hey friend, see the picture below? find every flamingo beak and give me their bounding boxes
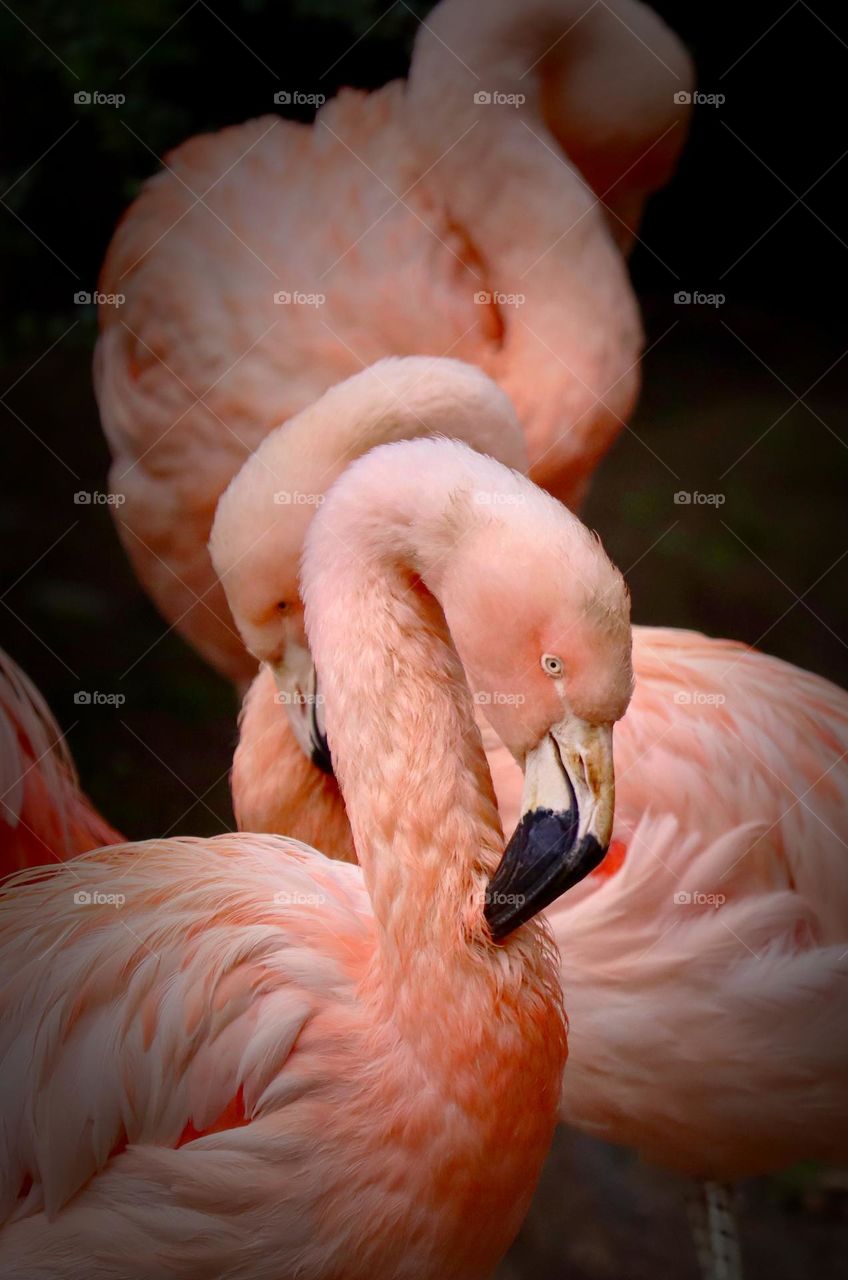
[272,649,333,776]
[484,719,614,940]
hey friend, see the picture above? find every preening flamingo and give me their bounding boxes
[95,0,692,683]
[0,438,633,1278]
[408,0,695,252]
[211,358,848,1278]
[0,649,120,874]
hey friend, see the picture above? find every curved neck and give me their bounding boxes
[410,0,594,103]
[303,445,507,975]
[405,10,642,501]
[279,358,528,493]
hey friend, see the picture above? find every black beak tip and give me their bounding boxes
[484,806,606,942]
[310,729,334,776]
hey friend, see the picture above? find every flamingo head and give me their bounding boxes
[209,448,329,768]
[424,461,633,937]
[212,547,331,772]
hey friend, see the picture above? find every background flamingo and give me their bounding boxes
[0,649,120,873]
[95,0,691,683]
[2,1,843,1274]
[0,437,637,1278]
[210,359,848,1279]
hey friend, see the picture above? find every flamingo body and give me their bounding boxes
[95,0,694,682]
[217,360,848,1185]
[236,628,848,1179]
[4,435,641,1276]
[96,90,636,680]
[0,836,560,1279]
[554,813,848,1179]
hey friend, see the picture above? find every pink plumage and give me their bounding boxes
[2,437,643,1277]
[94,0,692,683]
[215,358,848,1186]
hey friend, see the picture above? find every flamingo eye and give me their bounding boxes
[541,654,564,678]
[277,602,288,613]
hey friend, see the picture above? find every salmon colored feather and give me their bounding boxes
[214,359,848,1188]
[95,0,692,683]
[1,438,640,1278]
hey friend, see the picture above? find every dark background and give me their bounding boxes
[1,2,846,1276]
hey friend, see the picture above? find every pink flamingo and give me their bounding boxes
[211,359,848,1279]
[95,0,692,683]
[0,650,120,874]
[0,438,632,1278]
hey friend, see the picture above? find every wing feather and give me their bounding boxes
[0,835,369,1222]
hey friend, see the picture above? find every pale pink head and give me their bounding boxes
[297,433,633,935]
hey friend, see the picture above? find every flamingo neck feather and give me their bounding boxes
[301,441,548,1010]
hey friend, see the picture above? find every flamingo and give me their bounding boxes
[0,437,634,1279]
[210,358,848,1279]
[94,0,692,683]
[0,649,120,874]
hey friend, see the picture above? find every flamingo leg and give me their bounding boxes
[685,1179,743,1280]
